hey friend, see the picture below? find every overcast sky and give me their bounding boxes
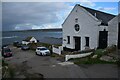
[2,2,118,31]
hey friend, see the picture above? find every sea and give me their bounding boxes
[2,30,62,46]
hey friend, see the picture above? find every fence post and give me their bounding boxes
[65,55,69,61]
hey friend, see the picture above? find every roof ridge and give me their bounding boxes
[76,4,116,25]
[77,4,116,16]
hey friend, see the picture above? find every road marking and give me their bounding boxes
[58,62,74,66]
[51,65,56,67]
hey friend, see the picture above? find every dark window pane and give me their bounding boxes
[74,24,80,31]
[85,37,89,47]
[75,18,78,23]
[67,36,70,44]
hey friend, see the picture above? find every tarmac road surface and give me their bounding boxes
[4,45,119,78]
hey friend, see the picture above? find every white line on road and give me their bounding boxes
[58,62,74,66]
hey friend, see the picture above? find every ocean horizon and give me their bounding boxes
[2,30,62,45]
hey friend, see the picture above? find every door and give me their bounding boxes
[98,31,108,49]
[74,37,81,51]
[118,22,120,49]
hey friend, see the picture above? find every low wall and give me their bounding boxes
[65,52,92,61]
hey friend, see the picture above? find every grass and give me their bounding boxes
[2,60,15,78]
[8,65,15,78]
[69,47,118,65]
[28,42,61,50]
[37,42,52,48]
[93,49,104,58]
[73,58,117,64]
[50,53,59,57]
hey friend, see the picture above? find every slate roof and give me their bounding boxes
[23,36,33,41]
[79,5,116,26]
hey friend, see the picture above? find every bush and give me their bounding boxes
[74,58,116,64]
[50,53,59,57]
[37,42,51,49]
[2,60,8,66]
[94,49,104,58]
[28,43,37,50]
[116,59,120,66]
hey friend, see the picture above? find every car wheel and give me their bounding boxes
[35,52,38,55]
[10,54,13,57]
[40,53,42,56]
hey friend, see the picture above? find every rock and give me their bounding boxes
[100,56,113,62]
[92,55,97,59]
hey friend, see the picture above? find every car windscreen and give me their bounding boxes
[4,49,11,53]
[39,48,47,50]
[23,45,28,47]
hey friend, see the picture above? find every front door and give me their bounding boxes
[98,31,108,49]
[74,37,81,51]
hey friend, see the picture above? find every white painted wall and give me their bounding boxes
[108,16,118,46]
[99,25,108,31]
[22,41,30,45]
[62,5,101,51]
[52,46,62,55]
[22,37,37,45]
[52,47,61,55]
[30,37,37,43]
[65,52,92,61]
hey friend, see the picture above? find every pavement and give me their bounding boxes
[3,45,119,78]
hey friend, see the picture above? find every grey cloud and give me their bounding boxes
[2,2,70,31]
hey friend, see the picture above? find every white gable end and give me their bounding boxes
[108,16,118,46]
[30,37,37,43]
[62,5,101,50]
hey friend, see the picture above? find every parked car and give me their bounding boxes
[13,41,22,48]
[21,45,30,50]
[35,47,50,56]
[2,47,13,58]
[13,41,19,46]
[2,45,9,49]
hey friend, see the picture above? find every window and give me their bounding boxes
[85,37,89,47]
[74,24,80,31]
[76,10,77,12]
[67,36,70,44]
[75,18,78,23]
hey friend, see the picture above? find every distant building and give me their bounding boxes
[22,36,37,45]
[62,4,118,51]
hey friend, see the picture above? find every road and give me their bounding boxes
[4,45,119,78]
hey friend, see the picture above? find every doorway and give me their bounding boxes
[74,37,81,51]
[98,31,108,49]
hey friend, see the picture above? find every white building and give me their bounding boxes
[22,36,37,45]
[108,15,119,47]
[62,4,118,51]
